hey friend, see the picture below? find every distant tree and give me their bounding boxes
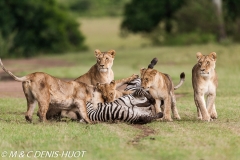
[223,0,240,41]
[0,0,86,58]
[224,0,240,20]
[121,0,185,34]
[212,0,226,42]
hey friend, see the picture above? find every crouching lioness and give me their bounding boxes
[0,59,97,123]
[192,52,218,121]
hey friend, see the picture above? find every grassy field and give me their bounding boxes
[1,18,240,160]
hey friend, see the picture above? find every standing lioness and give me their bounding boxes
[192,52,218,121]
[0,59,96,123]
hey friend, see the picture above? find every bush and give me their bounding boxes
[0,0,87,58]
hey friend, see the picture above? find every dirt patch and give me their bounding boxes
[0,58,72,80]
[0,58,73,98]
[0,81,24,98]
[129,124,156,145]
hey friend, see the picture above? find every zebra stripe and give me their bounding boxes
[125,78,141,91]
[85,89,160,124]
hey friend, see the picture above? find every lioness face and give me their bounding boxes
[96,80,116,102]
[95,49,115,72]
[140,68,157,90]
[196,52,217,77]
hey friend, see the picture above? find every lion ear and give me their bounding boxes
[95,49,101,58]
[150,70,157,76]
[108,50,116,58]
[96,82,102,90]
[209,52,217,61]
[196,52,203,60]
[110,80,116,87]
[140,68,146,75]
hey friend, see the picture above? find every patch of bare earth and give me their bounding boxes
[0,58,72,98]
[129,125,156,145]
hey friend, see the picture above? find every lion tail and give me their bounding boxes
[0,58,28,82]
[174,72,185,90]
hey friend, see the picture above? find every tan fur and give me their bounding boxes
[96,74,138,102]
[48,75,138,121]
[74,49,115,85]
[0,59,107,123]
[140,68,184,121]
[47,49,136,120]
[192,52,218,121]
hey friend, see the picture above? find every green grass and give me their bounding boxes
[1,18,240,160]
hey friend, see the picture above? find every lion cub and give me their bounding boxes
[140,68,185,121]
[192,52,218,121]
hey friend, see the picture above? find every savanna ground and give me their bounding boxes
[0,18,240,160]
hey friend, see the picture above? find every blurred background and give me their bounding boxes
[1,0,240,94]
[0,0,239,58]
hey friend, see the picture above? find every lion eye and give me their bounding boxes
[98,58,101,61]
[199,62,202,66]
[145,78,148,81]
[207,61,210,65]
[106,58,109,61]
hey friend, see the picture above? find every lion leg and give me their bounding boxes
[25,100,37,122]
[154,99,162,114]
[22,81,36,122]
[115,74,138,88]
[207,93,217,119]
[75,100,92,124]
[38,101,49,122]
[210,104,217,119]
[121,90,134,95]
[171,92,181,120]
[194,92,210,121]
[61,110,79,120]
[163,96,173,121]
[194,94,202,120]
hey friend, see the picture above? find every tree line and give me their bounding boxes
[1,0,240,58]
[121,0,240,45]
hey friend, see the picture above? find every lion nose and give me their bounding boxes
[200,68,205,71]
[100,65,104,67]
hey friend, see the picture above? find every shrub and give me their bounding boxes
[0,0,87,58]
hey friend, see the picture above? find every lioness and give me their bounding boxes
[74,49,136,91]
[0,59,105,123]
[140,68,185,121]
[192,52,218,121]
[75,49,115,86]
